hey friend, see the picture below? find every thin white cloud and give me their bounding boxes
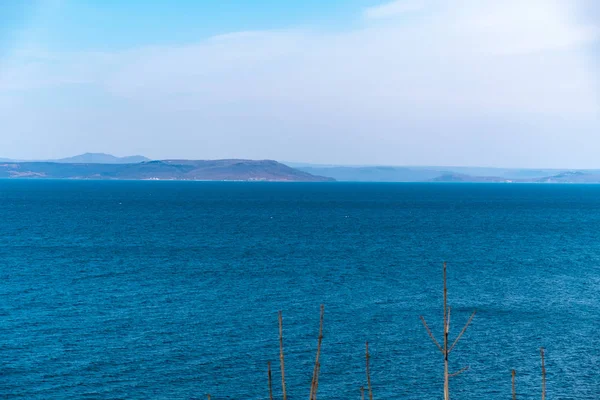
[0,0,599,165]
[453,0,599,54]
[364,0,425,19]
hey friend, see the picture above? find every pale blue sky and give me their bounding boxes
[1,1,374,52]
[1,0,599,167]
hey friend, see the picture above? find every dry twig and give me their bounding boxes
[512,369,516,400]
[309,305,325,400]
[366,342,374,400]
[268,361,274,400]
[541,348,546,400]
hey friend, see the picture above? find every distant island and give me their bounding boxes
[3,153,600,183]
[0,157,333,182]
[291,164,600,183]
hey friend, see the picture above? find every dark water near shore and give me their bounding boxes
[1,181,599,399]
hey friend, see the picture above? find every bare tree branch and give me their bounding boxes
[420,316,443,353]
[366,342,374,400]
[313,362,321,398]
[309,305,325,400]
[541,348,546,400]
[279,311,287,400]
[443,261,447,334]
[448,310,476,354]
[512,369,516,400]
[268,362,274,400]
[443,262,449,400]
[449,366,469,378]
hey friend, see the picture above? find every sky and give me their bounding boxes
[0,0,599,167]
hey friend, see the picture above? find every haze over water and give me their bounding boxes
[1,181,599,399]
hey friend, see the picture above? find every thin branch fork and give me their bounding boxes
[449,366,469,378]
[448,310,477,354]
[420,262,477,400]
[420,316,443,354]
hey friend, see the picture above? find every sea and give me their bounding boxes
[1,180,599,399]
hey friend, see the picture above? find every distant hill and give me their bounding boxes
[430,173,507,183]
[533,171,600,183]
[296,166,443,182]
[0,159,334,182]
[292,164,600,183]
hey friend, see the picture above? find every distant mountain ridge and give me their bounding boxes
[56,153,150,164]
[3,154,600,183]
[0,153,150,164]
[0,159,333,182]
[293,164,600,183]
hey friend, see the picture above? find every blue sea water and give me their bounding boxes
[1,180,599,399]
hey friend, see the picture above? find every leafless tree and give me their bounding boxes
[420,262,476,400]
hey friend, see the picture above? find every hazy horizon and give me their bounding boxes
[1,0,599,168]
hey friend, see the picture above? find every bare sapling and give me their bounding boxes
[420,262,476,400]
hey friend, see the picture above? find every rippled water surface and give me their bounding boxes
[1,181,599,399]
